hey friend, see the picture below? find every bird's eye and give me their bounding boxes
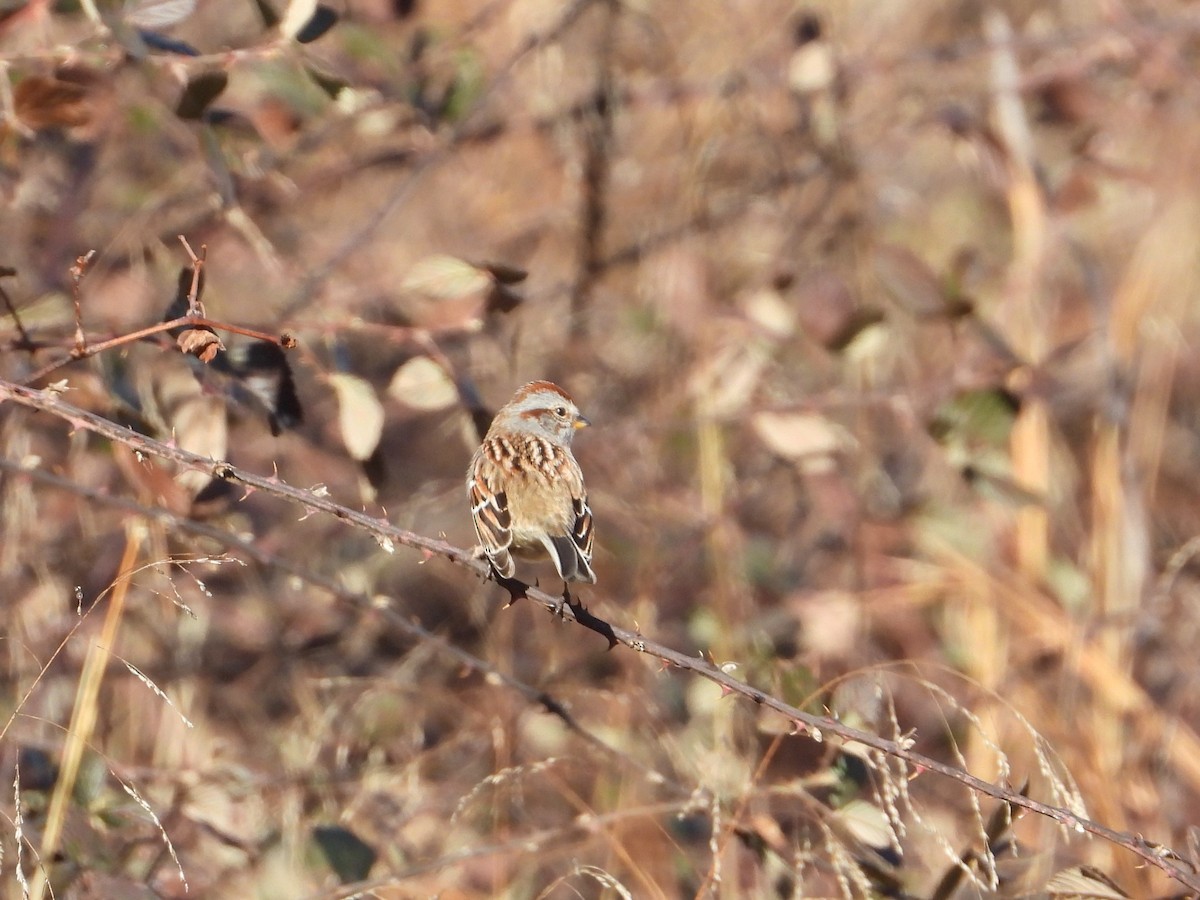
[554,406,568,417]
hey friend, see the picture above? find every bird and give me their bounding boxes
[467,381,596,594]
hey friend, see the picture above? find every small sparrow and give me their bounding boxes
[467,381,596,587]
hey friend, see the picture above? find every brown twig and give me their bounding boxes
[0,266,34,352]
[0,377,1197,893]
[568,0,617,340]
[68,250,95,356]
[177,236,206,317]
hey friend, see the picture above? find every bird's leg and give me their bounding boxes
[556,583,574,619]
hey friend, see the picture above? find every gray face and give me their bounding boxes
[512,389,587,444]
[532,396,582,443]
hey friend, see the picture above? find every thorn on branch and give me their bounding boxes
[496,574,529,607]
[564,595,618,650]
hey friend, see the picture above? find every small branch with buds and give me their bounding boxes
[11,239,297,387]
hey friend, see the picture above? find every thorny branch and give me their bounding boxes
[0,456,674,801]
[0,377,1198,893]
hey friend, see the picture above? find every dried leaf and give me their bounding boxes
[873,244,949,318]
[387,356,458,411]
[741,286,795,339]
[171,396,227,494]
[279,0,315,40]
[125,0,195,28]
[689,332,769,418]
[829,308,886,353]
[832,800,894,851]
[152,363,228,497]
[328,373,384,461]
[402,255,492,301]
[1045,865,1129,899]
[788,39,835,94]
[177,327,223,363]
[752,411,851,464]
[13,75,89,131]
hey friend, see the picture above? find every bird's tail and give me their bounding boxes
[543,535,597,584]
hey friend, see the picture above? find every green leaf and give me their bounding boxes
[313,825,377,884]
[929,388,1019,446]
[304,63,347,99]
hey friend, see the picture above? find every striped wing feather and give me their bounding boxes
[468,461,515,577]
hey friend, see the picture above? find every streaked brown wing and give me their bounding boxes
[468,455,515,577]
[569,493,596,583]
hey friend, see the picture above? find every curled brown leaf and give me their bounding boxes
[177,327,224,363]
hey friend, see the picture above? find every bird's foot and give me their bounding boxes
[556,584,575,620]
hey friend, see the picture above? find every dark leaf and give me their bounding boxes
[163,265,205,323]
[161,267,304,434]
[138,28,201,55]
[313,825,377,884]
[478,260,527,284]
[361,443,388,492]
[251,0,280,27]
[295,4,337,43]
[485,283,523,314]
[17,745,58,792]
[176,70,229,120]
[223,341,305,434]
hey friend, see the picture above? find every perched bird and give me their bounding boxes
[467,381,596,588]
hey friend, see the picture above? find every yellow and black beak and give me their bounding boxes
[574,414,591,429]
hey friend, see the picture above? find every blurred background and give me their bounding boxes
[3,0,1200,896]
